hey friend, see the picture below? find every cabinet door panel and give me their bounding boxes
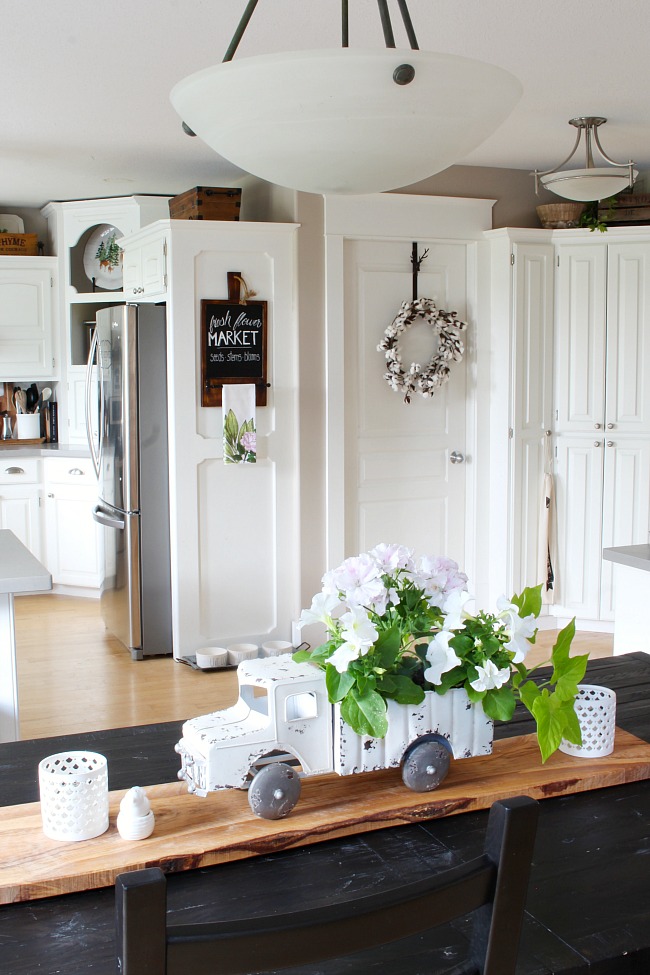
[554,436,604,619]
[0,490,41,560]
[0,268,54,379]
[511,243,554,593]
[44,487,102,587]
[600,439,650,620]
[555,245,606,431]
[606,243,650,433]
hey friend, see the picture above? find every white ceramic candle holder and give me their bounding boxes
[559,684,617,758]
[261,640,294,657]
[38,751,109,841]
[227,643,259,665]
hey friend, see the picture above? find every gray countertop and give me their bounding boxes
[0,530,52,594]
[0,443,90,459]
[603,544,650,572]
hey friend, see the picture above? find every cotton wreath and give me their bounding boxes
[377,297,467,404]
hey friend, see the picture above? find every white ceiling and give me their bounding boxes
[3,0,649,208]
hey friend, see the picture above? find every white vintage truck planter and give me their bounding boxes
[175,656,493,819]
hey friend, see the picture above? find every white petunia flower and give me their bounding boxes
[470,660,511,692]
[440,588,472,631]
[423,631,462,686]
[339,607,378,650]
[496,595,538,663]
[298,591,340,629]
[328,641,364,673]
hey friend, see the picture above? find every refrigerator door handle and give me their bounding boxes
[86,327,101,478]
[92,505,125,530]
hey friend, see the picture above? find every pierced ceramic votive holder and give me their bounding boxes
[38,751,109,841]
[559,684,616,759]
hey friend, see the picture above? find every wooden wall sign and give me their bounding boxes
[201,271,268,407]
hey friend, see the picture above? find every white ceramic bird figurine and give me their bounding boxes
[116,786,155,840]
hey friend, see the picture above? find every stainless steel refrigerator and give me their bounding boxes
[86,304,172,659]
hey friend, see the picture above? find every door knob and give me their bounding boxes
[450,451,465,464]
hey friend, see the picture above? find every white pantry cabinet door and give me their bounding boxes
[0,489,42,561]
[553,434,604,620]
[555,244,607,433]
[600,437,650,620]
[605,242,650,435]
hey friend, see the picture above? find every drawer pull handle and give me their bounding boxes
[5,467,25,475]
[68,468,84,476]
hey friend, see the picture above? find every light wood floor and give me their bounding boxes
[14,594,615,740]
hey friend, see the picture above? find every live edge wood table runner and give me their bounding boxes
[3,727,650,904]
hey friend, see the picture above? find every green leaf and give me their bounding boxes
[224,409,239,442]
[292,649,312,664]
[532,691,579,763]
[482,686,516,722]
[379,675,425,705]
[511,584,542,620]
[550,618,576,674]
[341,686,388,738]
[374,624,402,669]
[325,666,355,703]
[518,679,541,713]
[554,654,589,702]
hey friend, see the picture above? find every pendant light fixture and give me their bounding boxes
[171,0,522,196]
[534,117,637,202]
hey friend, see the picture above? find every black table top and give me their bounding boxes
[1,654,650,974]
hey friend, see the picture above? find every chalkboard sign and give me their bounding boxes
[201,273,268,407]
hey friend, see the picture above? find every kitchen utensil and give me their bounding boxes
[37,386,52,411]
[13,388,26,413]
[26,384,38,413]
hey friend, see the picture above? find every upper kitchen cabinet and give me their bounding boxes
[41,197,170,443]
[121,224,169,300]
[0,257,58,380]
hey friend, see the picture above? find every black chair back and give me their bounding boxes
[115,794,539,975]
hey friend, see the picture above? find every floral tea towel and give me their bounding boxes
[222,385,256,464]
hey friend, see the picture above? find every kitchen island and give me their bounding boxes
[603,544,650,655]
[0,529,51,741]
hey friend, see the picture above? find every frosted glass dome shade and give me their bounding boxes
[539,167,638,202]
[171,49,522,195]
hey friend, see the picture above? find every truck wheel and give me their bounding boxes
[402,738,450,792]
[248,762,302,819]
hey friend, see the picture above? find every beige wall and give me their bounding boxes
[395,164,556,229]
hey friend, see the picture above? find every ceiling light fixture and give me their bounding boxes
[170,0,522,196]
[534,117,637,202]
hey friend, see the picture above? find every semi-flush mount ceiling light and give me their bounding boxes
[170,0,522,196]
[534,117,637,202]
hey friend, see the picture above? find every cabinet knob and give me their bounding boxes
[68,468,84,476]
[4,466,24,475]
[607,441,614,447]
[594,441,602,447]
[594,422,602,429]
[607,422,614,429]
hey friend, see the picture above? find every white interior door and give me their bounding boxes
[342,238,469,563]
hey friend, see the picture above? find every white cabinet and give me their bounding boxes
[554,237,650,621]
[43,456,102,588]
[0,259,58,380]
[0,457,42,560]
[484,230,555,604]
[41,197,171,443]
[122,230,168,299]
